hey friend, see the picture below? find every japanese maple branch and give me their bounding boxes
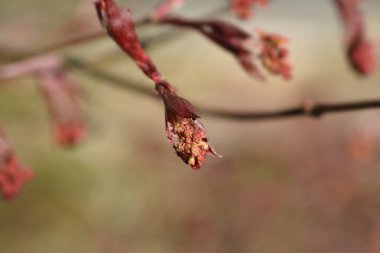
[66,57,380,121]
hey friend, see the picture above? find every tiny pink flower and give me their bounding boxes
[257,30,292,80]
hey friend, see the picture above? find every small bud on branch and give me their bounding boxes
[334,0,375,75]
[36,67,86,146]
[0,54,86,147]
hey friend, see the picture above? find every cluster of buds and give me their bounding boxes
[36,66,85,146]
[335,0,375,75]
[0,129,33,201]
[94,0,219,169]
[256,30,292,80]
[231,0,268,20]
[157,16,291,80]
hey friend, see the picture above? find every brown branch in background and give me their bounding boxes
[10,17,150,60]
[66,58,380,121]
[202,100,380,120]
[0,54,62,80]
[8,3,228,60]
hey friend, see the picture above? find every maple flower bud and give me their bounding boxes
[347,35,374,75]
[36,67,85,146]
[158,16,293,80]
[161,87,220,169]
[0,129,33,201]
[257,30,292,80]
[335,0,375,75]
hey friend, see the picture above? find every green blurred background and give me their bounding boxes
[1,0,380,252]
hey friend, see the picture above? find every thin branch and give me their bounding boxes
[0,54,62,80]
[200,101,380,120]
[66,57,153,96]
[10,17,149,60]
[9,4,229,60]
[66,57,380,121]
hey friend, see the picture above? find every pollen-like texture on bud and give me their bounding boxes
[0,129,33,201]
[162,89,220,169]
[166,118,219,169]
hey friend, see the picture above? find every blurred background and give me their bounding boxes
[1,0,380,252]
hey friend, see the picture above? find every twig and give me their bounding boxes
[10,17,149,60]
[9,4,229,60]
[66,57,380,121]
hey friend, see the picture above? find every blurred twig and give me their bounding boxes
[7,4,229,60]
[66,57,380,121]
[66,57,153,96]
[8,17,148,60]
